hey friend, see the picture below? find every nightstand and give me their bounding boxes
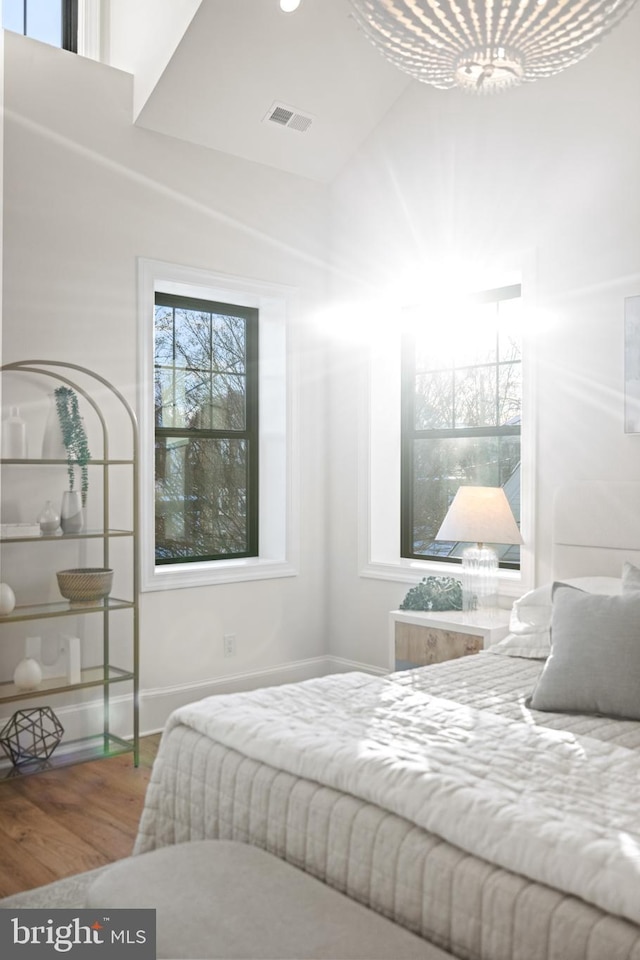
[389,608,511,671]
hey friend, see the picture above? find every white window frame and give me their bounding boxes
[138,258,298,592]
[78,0,101,60]
[358,265,536,601]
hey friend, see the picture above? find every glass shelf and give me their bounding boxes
[0,733,135,779]
[0,597,134,623]
[0,458,134,465]
[0,664,134,704]
[0,528,133,544]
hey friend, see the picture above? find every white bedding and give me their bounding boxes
[165,667,640,928]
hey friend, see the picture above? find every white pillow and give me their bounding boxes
[623,561,640,592]
[489,576,623,659]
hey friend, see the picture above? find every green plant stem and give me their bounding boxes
[54,387,91,507]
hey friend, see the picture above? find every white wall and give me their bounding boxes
[1,33,330,732]
[0,29,3,372]
[326,9,640,669]
[106,0,203,118]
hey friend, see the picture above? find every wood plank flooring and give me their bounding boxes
[0,734,161,898]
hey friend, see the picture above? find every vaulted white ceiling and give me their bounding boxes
[128,0,411,182]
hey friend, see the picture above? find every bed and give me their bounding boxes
[135,482,640,960]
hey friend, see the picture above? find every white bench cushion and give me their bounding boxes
[87,840,452,959]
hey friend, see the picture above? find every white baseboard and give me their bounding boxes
[323,655,388,677]
[0,656,386,748]
[142,655,386,732]
[141,656,328,732]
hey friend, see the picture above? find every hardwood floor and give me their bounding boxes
[0,734,161,898]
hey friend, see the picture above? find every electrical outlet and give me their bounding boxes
[223,634,236,657]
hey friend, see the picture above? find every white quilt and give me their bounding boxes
[168,671,640,926]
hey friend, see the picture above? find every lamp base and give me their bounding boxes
[461,544,498,613]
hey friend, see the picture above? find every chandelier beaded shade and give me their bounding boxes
[348,0,638,92]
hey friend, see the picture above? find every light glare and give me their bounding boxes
[348,0,637,93]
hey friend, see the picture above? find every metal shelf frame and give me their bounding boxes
[0,360,140,774]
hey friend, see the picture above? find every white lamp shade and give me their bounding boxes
[435,486,522,546]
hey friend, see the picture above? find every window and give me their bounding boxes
[401,284,522,568]
[2,0,78,51]
[154,293,259,565]
[138,259,295,591]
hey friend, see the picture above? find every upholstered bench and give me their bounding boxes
[0,840,455,959]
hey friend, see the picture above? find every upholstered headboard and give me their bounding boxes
[553,481,640,579]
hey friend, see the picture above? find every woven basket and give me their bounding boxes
[56,567,113,605]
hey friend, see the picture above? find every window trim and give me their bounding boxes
[138,258,298,592]
[358,262,536,600]
[153,291,259,565]
[77,0,101,60]
[400,283,522,568]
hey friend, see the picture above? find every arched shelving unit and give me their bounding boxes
[0,360,139,774]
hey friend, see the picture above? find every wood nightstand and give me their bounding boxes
[389,608,511,672]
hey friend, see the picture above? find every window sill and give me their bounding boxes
[359,558,525,600]
[141,557,298,592]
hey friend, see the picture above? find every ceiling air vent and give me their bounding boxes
[263,102,314,134]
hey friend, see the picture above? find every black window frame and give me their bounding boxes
[154,291,259,565]
[62,0,77,53]
[400,283,522,569]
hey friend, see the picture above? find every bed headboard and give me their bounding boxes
[553,481,640,579]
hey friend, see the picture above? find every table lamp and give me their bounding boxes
[435,485,522,612]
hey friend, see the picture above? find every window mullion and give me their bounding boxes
[414,425,521,441]
[171,307,177,421]
[155,428,251,442]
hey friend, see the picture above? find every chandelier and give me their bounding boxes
[348,0,638,93]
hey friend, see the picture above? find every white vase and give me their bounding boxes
[38,499,61,534]
[60,490,84,534]
[0,582,16,615]
[42,392,66,460]
[13,657,43,691]
[66,636,82,684]
[1,406,28,458]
